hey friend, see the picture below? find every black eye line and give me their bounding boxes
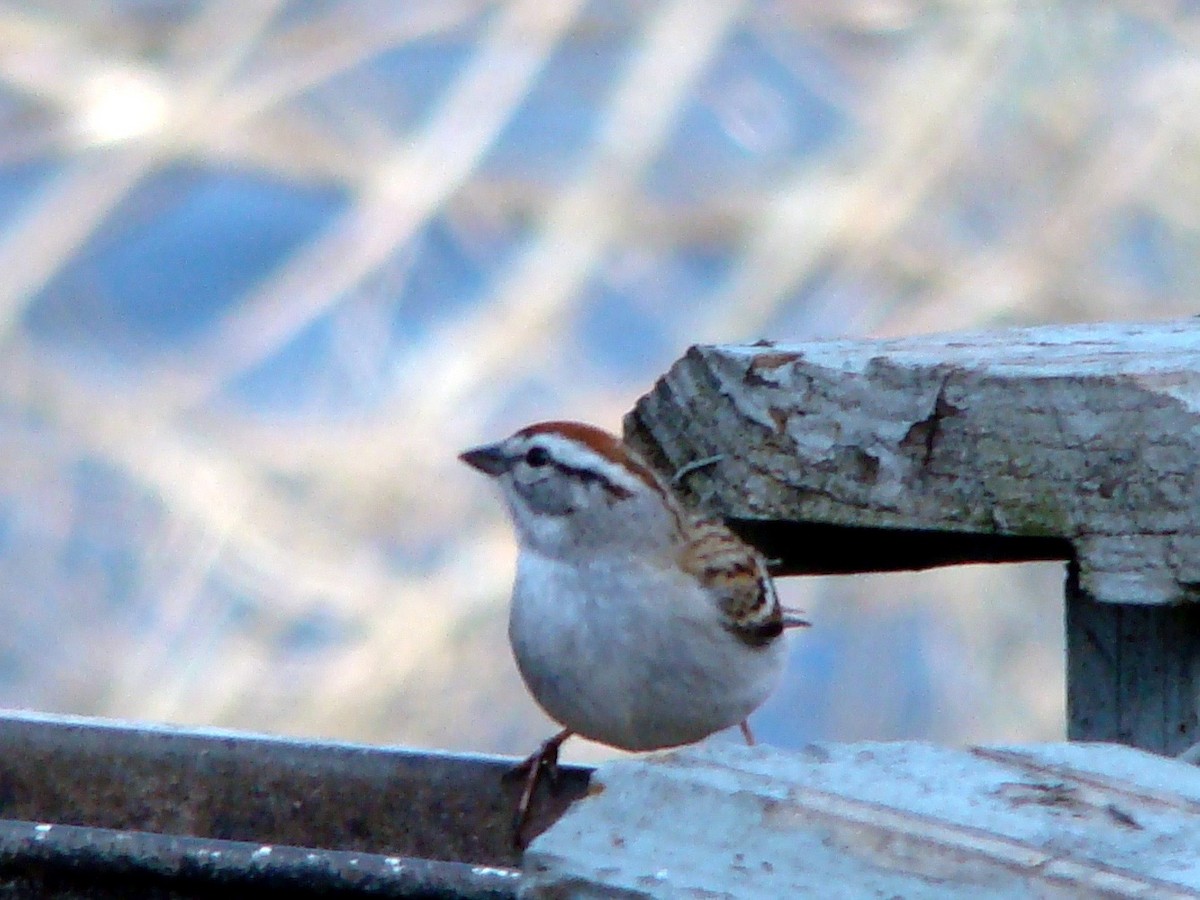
[520,447,635,500]
[555,461,634,500]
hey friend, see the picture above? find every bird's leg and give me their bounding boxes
[508,729,572,848]
[739,720,756,746]
[507,728,571,786]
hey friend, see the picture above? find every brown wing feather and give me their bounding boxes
[678,518,784,648]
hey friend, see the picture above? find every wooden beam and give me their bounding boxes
[626,320,1200,603]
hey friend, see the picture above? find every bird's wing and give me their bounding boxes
[677,518,786,647]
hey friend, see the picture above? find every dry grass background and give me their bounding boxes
[0,1,1195,760]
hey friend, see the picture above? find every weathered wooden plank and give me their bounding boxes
[624,319,1200,605]
[524,742,1200,898]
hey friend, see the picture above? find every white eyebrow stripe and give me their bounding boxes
[527,434,657,495]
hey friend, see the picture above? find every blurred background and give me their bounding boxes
[0,1,1195,762]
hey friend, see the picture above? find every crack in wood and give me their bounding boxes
[900,373,962,470]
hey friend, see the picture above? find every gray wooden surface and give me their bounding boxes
[523,741,1200,899]
[1067,566,1200,753]
[623,319,1200,754]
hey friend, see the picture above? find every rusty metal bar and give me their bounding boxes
[0,711,591,897]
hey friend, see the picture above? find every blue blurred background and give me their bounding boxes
[0,1,1194,761]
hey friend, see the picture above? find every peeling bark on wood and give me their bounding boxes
[625,320,1200,606]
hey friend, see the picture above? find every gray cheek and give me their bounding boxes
[514,476,576,516]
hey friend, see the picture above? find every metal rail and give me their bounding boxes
[0,711,591,898]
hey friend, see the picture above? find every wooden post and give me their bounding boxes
[625,320,1200,755]
[1066,562,1200,754]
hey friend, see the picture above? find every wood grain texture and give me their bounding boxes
[525,741,1200,897]
[1067,562,1200,754]
[625,319,1200,607]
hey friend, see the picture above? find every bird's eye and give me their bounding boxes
[525,446,550,468]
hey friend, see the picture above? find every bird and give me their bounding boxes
[459,420,807,845]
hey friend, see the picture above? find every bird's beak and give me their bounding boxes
[458,442,511,476]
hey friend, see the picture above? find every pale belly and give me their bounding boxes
[508,551,787,751]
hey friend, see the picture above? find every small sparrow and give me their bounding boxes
[460,421,807,845]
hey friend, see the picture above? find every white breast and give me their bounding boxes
[508,550,786,751]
